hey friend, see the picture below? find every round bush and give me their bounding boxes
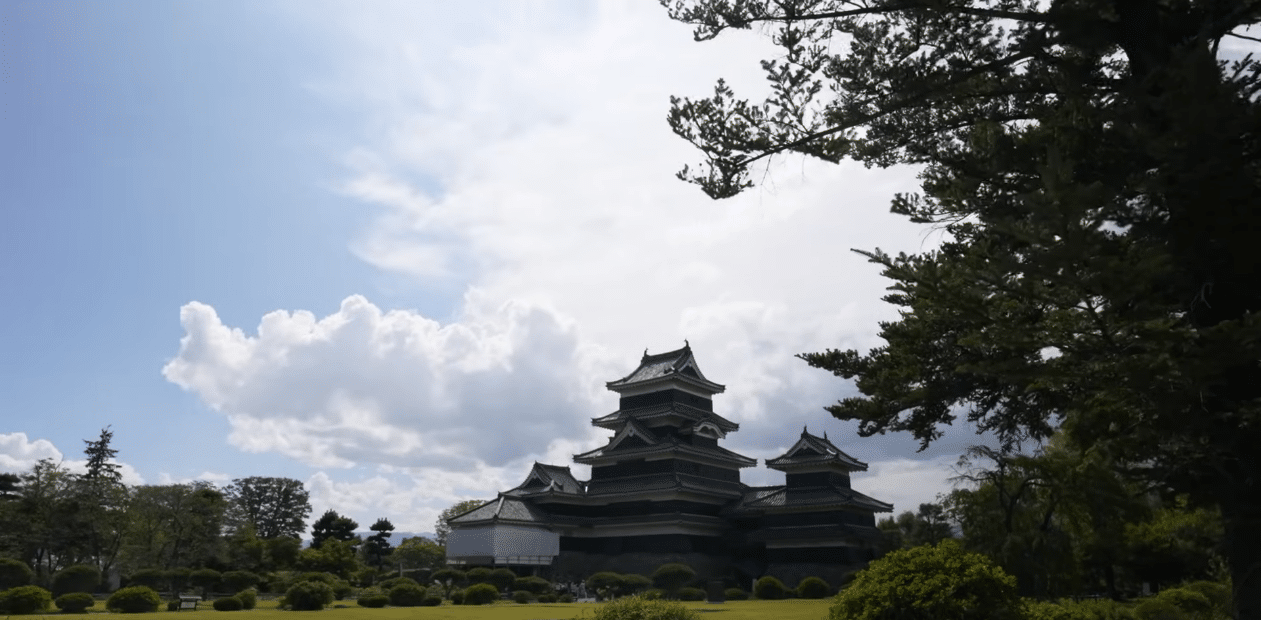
[620,574,652,596]
[587,572,624,600]
[642,589,665,600]
[55,591,96,613]
[220,570,261,593]
[166,600,180,612]
[466,567,492,584]
[512,590,533,603]
[1156,588,1212,618]
[514,575,551,595]
[592,595,699,620]
[490,568,517,592]
[651,563,696,594]
[754,576,786,600]
[463,583,500,605]
[539,593,558,603]
[389,582,428,607]
[724,588,748,601]
[127,569,167,590]
[829,540,1023,620]
[677,587,705,601]
[107,585,162,613]
[1179,581,1231,618]
[213,596,243,611]
[357,594,388,608]
[1135,598,1189,620]
[0,558,35,590]
[1024,600,1097,620]
[52,564,101,597]
[559,593,575,603]
[236,588,257,610]
[451,588,465,604]
[1,585,53,615]
[190,568,222,592]
[285,581,334,611]
[378,576,419,590]
[422,594,443,606]
[796,576,830,599]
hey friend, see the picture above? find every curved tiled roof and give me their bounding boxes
[592,402,739,432]
[765,428,868,472]
[505,462,586,496]
[606,343,725,394]
[729,484,893,514]
[573,434,756,467]
[584,472,748,498]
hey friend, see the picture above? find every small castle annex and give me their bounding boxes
[445,343,892,585]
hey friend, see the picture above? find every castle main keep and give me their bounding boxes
[445,343,892,585]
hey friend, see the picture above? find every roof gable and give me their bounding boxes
[606,343,725,395]
[765,428,868,472]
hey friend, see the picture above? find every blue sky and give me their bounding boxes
[0,0,1043,533]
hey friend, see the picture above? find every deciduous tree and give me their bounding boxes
[664,1,1261,615]
[435,499,485,546]
[223,477,310,540]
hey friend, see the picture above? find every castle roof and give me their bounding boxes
[584,472,748,498]
[447,495,555,525]
[606,343,725,395]
[573,432,757,467]
[592,402,739,433]
[505,462,585,496]
[729,484,893,514]
[765,428,869,472]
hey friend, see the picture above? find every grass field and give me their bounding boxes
[22,598,835,620]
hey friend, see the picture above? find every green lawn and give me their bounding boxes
[27,599,834,620]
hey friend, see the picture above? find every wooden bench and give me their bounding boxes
[178,596,200,611]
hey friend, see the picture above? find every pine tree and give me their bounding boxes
[664,1,1261,615]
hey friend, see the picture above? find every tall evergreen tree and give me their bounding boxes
[663,1,1261,615]
[223,477,311,540]
[309,509,358,550]
[364,518,395,569]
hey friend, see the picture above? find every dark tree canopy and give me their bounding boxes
[224,477,311,540]
[81,427,121,483]
[309,509,359,550]
[364,517,395,568]
[664,0,1261,616]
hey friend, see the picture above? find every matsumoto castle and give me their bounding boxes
[445,343,892,584]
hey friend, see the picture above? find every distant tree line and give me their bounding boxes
[0,428,447,593]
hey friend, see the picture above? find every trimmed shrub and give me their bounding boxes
[512,590,534,603]
[358,594,388,608]
[432,568,466,586]
[285,581,334,611]
[1024,600,1095,620]
[490,568,517,592]
[1157,588,1213,619]
[1,585,53,615]
[463,583,500,605]
[620,574,652,596]
[389,582,428,607]
[651,563,696,596]
[190,568,221,594]
[52,564,100,597]
[55,591,96,613]
[559,593,575,603]
[587,572,623,600]
[1135,598,1189,620]
[106,585,162,613]
[677,587,705,601]
[127,569,166,591]
[220,570,261,593]
[213,596,243,611]
[539,593,558,603]
[514,575,551,595]
[378,576,419,590]
[724,588,748,601]
[167,568,191,593]
[450,588,466,604]
[0,558,35,590]
[466,567,492,584]
[422,594,443,606]
[1180,581,1231,619]
[642,589,665,600]
[829,540,1023,620]
[236,588,257,610]
[166,600,180,612]
[591,595,699,620]
[796,576,830,599]
[754,576,787,600]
